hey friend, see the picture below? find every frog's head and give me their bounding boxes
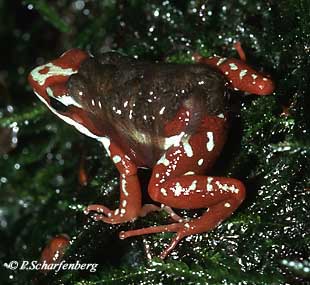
[28,49,105,138]
[28,49,88,113]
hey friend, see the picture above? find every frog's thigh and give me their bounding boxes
[148,130,245,213]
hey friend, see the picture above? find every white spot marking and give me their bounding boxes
[184,223,190,229]
[251,74,258,80]
[216,57,227,66]
[229,63,238,70]
[121,178,129,196]
[239,69,248,79]
[112,155,121,164]
[188,180,197,191]
[231,186,239,194]
[221,184,229,191]
[163,131,185,150]
[157,154,170,166]
[159,106,165,115]
[198,158,204,166]
[184,171,195,176]
[182,135,193,157]
[224,202,231,208]
[173,182,183,196]
[122,200,127,207]
[206,132,214,151]
[217,113,225,118]
[160,188,168,196]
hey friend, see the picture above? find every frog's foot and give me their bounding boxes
[84,204,111,216]
[119,221,187,259]
[120,196,242,259]
[85,204,138,224]
[120,174,246,259]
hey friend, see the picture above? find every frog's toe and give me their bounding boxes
[92,212,136,224]
[119,222,186,259]
[84,204,111,215]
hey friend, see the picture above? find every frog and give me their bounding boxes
[28,43,274,259]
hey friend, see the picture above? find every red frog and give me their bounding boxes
[28,43,274,259]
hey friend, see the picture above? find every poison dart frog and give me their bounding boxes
[28,43,274,259]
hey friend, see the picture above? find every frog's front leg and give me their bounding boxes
[120,123,246,258]
[85,141,142,224]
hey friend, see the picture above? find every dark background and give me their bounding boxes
[0,0,309,284]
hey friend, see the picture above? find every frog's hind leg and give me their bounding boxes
[120,175,245,259]
[120,127,245,259]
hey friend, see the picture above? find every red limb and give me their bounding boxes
[233,41,246,61]
[194,43,275,95]
[85,142,142,224]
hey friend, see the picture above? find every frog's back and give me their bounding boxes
[67,53,227,167]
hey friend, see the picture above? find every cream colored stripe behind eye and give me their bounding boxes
[34,91,111,157]
[31,63,77,86]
